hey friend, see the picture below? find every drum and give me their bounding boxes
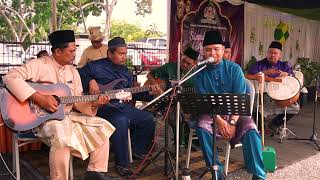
[267,76,301,107]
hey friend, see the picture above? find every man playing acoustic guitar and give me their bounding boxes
[146,46,199,148]
[3,30,116,180]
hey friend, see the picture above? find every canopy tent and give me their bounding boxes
[168,0,320,68]
[244,2,320,67]
[246,0,320,21]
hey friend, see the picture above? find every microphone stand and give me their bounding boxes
[139,59,208,179]
[289,76,320,150]
[173,64,208,179]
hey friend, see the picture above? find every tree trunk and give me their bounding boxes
[104,0,109,40]
[51,0,57,32]
[78,0,87,32]
[0,11,19,41]
[104,0,117,40]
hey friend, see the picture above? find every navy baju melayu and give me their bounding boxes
[78,58,155,167]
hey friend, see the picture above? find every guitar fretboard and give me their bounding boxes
[60,93,119,104]
[60,86,195,104]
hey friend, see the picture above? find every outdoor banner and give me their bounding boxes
[169,0,244,65]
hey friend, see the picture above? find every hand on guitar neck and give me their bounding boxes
[89,79,100,95]
[30,91,110,114]
[144,75,166,96]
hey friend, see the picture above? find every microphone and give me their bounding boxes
[197,57,215,66]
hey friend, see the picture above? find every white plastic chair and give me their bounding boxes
[224,79,255,174]
[185,79,255,175]
[12,132,74,180]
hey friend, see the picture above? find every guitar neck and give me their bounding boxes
[106,86,153,95]
[60,93,120,104]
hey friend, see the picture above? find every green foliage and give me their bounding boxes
[244,56,257,73]
[145,23,165,37]
[110,21,146,42]
[295,58,320,87]
[110,21,165,42]
[0,0,104,42]
[134,0,152,17]
[1,0,154,43]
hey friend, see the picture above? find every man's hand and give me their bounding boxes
[150,84,163,96]
[89,79,100,95]
[216,117,236,140]
[91,95,110,107]
[30,92,58,113]
[228,125,236,139]
[262,68,280,76]
[278,70,289,77]
[216,117,231,140]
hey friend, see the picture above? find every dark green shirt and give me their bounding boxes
[150,62,195,88]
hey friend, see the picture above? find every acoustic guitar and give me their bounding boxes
[143,78,195,93]
[1,78,163,131]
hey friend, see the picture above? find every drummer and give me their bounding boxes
[248,41,299,135]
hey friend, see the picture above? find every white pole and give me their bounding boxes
[175,42,181,179]
[166,0,171,64]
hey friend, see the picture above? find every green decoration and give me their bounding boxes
[250,28,256,43]
[274,21,289,45]
[259,42,264,56]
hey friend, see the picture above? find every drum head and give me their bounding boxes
[267,76,301,101]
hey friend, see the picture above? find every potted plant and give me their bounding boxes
[244,56,257,73]
[295,58,320,100]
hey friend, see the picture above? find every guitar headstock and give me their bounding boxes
[115,91,132,101]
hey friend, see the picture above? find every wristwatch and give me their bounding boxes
[229,119,237,126]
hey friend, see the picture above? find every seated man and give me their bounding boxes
[3,30,116,180]
[146,46,199,147]
[248,41,299,134]
[147,45,199,88]
[222,41,232,60]
[78,37,156,177]
[78,26,108,68]
[195,30,265,180]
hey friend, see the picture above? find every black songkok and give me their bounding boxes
[48,30,75,47]
[184,46,199,61]
[222,41,231,48]
[203,30,223,46]
[269,41,282,51]
[108,37,127,49]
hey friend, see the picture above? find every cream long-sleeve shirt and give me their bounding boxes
[3,56,82,103]
[77,44,108,68]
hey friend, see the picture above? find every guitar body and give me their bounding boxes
[143,78,167,91]
[1,83,71,131]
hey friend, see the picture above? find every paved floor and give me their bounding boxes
[0,99,319,180]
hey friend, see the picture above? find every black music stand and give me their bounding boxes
[178,93,251,180]
[139,92,178,176]
[289,77,320,150]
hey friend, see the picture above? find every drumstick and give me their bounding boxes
[245,74,282,82]
[259,72,265,148]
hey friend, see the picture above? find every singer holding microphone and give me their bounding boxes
[194,30,266,180]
